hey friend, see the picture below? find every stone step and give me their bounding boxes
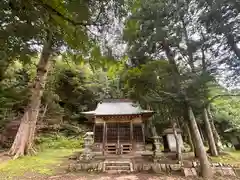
[105,162,131,166]
[106,170,131,174]
[106,163,130,166]
[104,161,131,165]
[105,165,130,170]
[121,151,131,154]
[103,160,133,173]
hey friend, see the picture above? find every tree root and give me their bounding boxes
[9,146,38,159]
[13,150,25,160]
[8,114,38,159]
[27,147,37,156]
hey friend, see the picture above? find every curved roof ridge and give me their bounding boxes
[101,99,134,103]
[82,98,153,116]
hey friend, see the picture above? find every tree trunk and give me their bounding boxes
[9,32,53,159]
[188,116,199,157]
[183,107,196,155]
[199,125,205,143]
[188,105,212,178]
[207,106,223,152]
[203,108,218,156]
[40,104,48,121]
[172,121,182,162]
[186,123,194,152]
[162,39,212,177]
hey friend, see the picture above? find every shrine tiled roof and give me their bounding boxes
[82,99,153,116]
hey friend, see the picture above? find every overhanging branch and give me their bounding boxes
[38,0,105,27]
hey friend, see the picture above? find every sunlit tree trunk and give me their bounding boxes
[207,105,223,152]
[9,31,53,159]
[203,108,218,156]
[189,122,199,157]
[185,123,194,152]
[199,126,203,140]
[188,106,212,178]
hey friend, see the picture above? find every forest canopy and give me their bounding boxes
[0,0,240,178]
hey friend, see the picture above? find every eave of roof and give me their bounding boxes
[81,99,154,116]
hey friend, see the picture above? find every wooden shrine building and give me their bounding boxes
[82,99,153,155]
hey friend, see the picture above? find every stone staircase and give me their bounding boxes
[103,160,133,173]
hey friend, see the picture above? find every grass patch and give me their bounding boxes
[0,148,78,179]
[0,133,83,179]
[211,150,240,166]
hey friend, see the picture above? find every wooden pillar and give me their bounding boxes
[93,123,96,142]
[103,122,106,155]
[130,120,133,150]
[142,122,146,150]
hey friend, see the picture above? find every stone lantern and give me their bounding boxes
[152,135,162,162]
[162,128,184,152]
[79,132,94,161]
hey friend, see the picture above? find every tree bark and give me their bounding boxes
[186,123,194,152]
[9,32,53,159]
[188,106,212,178]
[207,106,223,152]
[183,107,196,154]
[203,108,218,156]
[199,125,205,143]
[188,114,199,157]
[40,104,48,122]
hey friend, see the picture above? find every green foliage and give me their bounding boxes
[36,134,83,149]
[212,94,240,133]
[53,62,101,120]
[0,61,35,130]
[123,60,184,129]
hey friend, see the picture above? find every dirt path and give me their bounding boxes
[47,174,194,180]
[8,173,239,180]
[0,150,11,163]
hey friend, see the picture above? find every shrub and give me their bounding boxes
[35,133,83,149]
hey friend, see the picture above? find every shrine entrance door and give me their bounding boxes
[105,122,132,154]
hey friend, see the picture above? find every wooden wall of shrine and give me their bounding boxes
[93,116,145,154]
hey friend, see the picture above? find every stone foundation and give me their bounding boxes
[68,161,182,174]
[133,162,181,173]
[68,159,239,177]
[68,161,103,172]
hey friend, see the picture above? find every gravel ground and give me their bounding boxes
[47,174,240,180]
